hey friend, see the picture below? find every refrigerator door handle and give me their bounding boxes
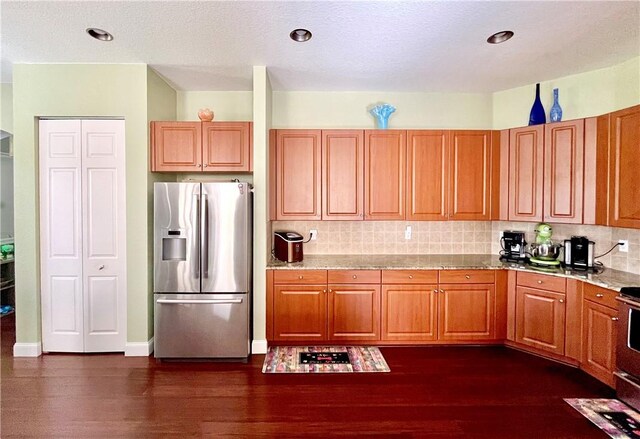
[202,193,209,278]
[157,298,243,305]
[194,194,200,279]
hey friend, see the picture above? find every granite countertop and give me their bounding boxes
[267,254,640,291]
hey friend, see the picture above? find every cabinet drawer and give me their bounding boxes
[583,283,619,310]
[328,270,381,284]
[517,272,566,293]
[438,270,495,284]
[273,270,327,284]
[382,270,438,284]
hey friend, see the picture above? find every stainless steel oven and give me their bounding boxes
[615,288,640,411]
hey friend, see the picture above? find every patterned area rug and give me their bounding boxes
[565,398,640,438]
[262,346,390,373]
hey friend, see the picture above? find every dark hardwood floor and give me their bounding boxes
[1,314,612,438]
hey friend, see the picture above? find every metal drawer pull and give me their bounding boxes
[98,265,105,270]
[409,275,413,279]
[465,275,470,279]
[298,275,303,280]
[596,293,604,298]
[157,299,243,304]
[353,275,357,279]
[537,280,543,284]
[611,317,619,321]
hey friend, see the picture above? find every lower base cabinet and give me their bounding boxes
[439,284,495,341]
[382,284,438,341]
[581,288,618,387]
[328,284,380,340]
[273,285,327,341]
[515,286,566,355]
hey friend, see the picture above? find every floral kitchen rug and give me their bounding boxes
[565,398,640,438]
[261,346,390,373]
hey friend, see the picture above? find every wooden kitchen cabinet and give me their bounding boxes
[328,284,380,341]
[509,125,544,221]
[438,284,495,341]
[272,284,327,341]
[382,284,438,341]
[322,130,364,220]
[406,130,449,220]
[364,130,406,220]
[515,286,566,355]
[151,121,251,172]
[543,120,585,224]
[581,283,619,387]
[608,104,640,229]
[448,131,491,220]
[275,130,322,220]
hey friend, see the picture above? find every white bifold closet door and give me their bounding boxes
[39,119,126,353]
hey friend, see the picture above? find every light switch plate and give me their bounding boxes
[405,225,412,240]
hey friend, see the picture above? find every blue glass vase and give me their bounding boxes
[369,103,396,129]
[550,88,563,122]
[528,83,546,126]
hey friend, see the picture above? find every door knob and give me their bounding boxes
[98,265,105,270]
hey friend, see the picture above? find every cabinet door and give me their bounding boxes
[364,130,406,220]
[151,122,202,172]
[273,285,326,341]
[449,131,491,220]
[328,284,380,341]
[275,130,322,220]
[515,286,565,355]
[438,284,496,341]
[509,126,544,221]
[322,130,364,220]
[582,300,617,387]
[406,131,449,220]
[202,122,251,172]
[609,105,640,229]
[544,120,585,224]
[382,284,437,341]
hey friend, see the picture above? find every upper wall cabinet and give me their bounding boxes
[364,130,407,220]
[509,125,544,222]
[609,105,640,229]
[322,130,364,220]
[449,130,491,220]
[150,121,252,173]
[275,130,322,220]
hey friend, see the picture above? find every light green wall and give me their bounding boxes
[493,56,640,129]
[252,67,272,344]
[146,67,177,338]
[177,91,253,121]
[13,63,152,344]
[1,83,13,132]
[272,91,493,129]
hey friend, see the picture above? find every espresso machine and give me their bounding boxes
[500,231,527,262]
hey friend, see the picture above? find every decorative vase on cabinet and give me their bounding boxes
[550,88,563,122]
[528,83,546,126]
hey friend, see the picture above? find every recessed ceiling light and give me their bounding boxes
[487,30,514,44]
[86,28,114,42]
[290,28,312,42]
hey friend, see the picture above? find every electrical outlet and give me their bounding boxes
[310,229,317,241]
[405,225,412,240]
[619,240,629,252]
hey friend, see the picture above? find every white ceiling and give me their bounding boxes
[1,1,639,92]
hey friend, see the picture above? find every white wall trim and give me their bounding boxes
[252,339,268,354]
[124,337,154,357]
[13,342,42,357]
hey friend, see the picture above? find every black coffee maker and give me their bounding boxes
[500,231,527,262]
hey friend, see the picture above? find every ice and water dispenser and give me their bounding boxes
[161,229,187,261]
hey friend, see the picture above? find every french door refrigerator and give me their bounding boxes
[153,182,252,358]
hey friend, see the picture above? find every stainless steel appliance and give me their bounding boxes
[563,236,595,269]
[273,231,304,263]
[153,182,252,359]
[499,231,527,261]
[616,288,640,412]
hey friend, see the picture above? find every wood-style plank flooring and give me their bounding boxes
[1,314,612,438]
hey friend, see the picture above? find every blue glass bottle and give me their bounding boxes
[528,83,546,126]
[550,88,563,122]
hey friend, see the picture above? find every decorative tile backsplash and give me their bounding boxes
[271,220,640,275]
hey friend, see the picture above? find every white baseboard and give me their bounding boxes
[252,339,268,354]
[13,342,43,357]
[124,337,154,357]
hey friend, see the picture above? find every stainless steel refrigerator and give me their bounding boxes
[153,182,252,359]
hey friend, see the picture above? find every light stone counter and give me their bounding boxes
[266,254,640,292]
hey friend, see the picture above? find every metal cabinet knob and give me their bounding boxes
[323,289,327,293]
[329,289,333,293]
[465,275,470,279]
[596,293,604,298]
[298,275,303,280]
[353,275,357,279]
[537,280,543,284]
[558,299,564,303]
[433,289,438,293]
[440,289,445,293]
[98,265,105,270]
[612,317,619,321]
[409,275,413,279]
[203,164,208,168]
